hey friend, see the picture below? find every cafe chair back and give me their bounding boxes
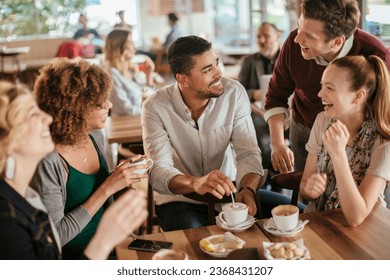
[269,171,303,206]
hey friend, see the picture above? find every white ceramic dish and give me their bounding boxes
[215,215,256,232]
[263,218,307,237]
[199,232,246,258]
[263,239,311,260]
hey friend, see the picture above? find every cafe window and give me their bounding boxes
[363,0,390,46]
[212,0,292,48]
[0,0,139,41]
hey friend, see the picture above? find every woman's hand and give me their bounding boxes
[301,173,327,200]
[84,189,148,259]
[322,120,350,158]
[142,56,155,75]
[101,154,149,196]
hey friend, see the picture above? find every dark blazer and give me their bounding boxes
[238,51,280,102]
[0,180,60,260]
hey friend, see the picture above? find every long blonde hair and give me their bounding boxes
[331,55,390,139]
[104,29,132,75]
[0,82,31,178]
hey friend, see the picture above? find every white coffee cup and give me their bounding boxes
[152,249,188,260]
[218,202,248,227]
[271,204,299,232]
[128,158,153,174]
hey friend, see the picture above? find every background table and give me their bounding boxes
[106,115,142,144]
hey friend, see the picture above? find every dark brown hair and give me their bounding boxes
[168,35,212,77]
[302,0,360,40]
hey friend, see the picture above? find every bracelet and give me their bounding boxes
[238,186,256,196]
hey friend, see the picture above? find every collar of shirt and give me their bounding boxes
[172,83,217,123]
[314,34,354,66]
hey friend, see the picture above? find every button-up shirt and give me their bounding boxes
[142,77,264,205]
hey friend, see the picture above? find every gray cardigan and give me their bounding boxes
[30,129,111,246]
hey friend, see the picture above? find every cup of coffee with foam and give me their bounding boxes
[271,204,299,232]
[218,202,248,227]
[152,249,188,260]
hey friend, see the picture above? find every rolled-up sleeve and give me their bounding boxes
[231,84,264,185]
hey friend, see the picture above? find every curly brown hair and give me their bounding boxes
[33,58,112,146]
[302,0,360,41]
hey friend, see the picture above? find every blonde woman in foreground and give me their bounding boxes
[301,55,390,226]
[0,81,147,259]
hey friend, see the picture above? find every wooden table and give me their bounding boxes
[116,224,270,260]
[257,205,390,260]
[106,115,142,144]
[116,205,390,260]
[0,46,30,79]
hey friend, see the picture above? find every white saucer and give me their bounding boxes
[215,215,256,232]
[263,218,306,237]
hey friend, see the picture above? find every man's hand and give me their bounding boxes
[236,188,257,216]
[192,170,236,199]
[268,114,294,174]
[271,142,294,174]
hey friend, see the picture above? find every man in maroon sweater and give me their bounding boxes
[264,0,390,174]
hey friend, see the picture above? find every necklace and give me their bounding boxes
[74,139,89,164]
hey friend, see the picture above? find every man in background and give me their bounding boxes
[73,14,99,40]
[238,22,282,171]
[163,12,183,50]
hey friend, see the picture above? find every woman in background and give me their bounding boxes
[31,58,149,259]
[301,55,390,226]
[104,29,155,116]
[0,81,147,259]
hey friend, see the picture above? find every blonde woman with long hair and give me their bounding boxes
[104,29,155,116]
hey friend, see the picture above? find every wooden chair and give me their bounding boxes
[146,181,159,234]
[183,169,269,225]
[154,49,170,75]
[182,192,231,225]
[269,171,303,206]
[118,143,159,234]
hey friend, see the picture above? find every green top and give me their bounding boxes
[61,136,109,259]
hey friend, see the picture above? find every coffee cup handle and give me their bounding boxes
[218,212,228,224]
[145,159,153,170]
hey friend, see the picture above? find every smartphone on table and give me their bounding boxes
[128,239,173,252]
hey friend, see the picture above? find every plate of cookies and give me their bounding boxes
[263,239,310,260]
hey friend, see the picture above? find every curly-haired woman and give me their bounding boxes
[30,58,150,259]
